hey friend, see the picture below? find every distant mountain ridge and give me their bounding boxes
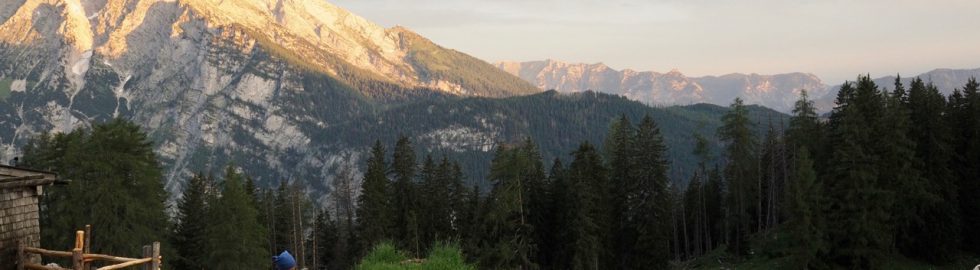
[497,60,980,112]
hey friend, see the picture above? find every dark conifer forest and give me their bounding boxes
[19,76,980,269]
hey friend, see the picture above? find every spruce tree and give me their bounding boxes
[602,114,634,267]
[391,136,420,253]
[683,172,705,257]
[174,173,212,270]
[418,155,454,252]
[949,78,980,252]
[448,161,468,240]
[758,121,787,232]
[331,164,360,268]
[539,158,567,269]
[717,98,758,254]
[25,119,173,259]
[478,141,542,270]
[784,148,824,269]
[621,116,672,268]
[823,77,893,269]
[313,209,339,270]
[356,140,391,253]
[786,89,825,169]
[205,166,267,270]
[460,184,484,262]
[273,180,295,254]
[704,165,724,252]
[903,78,961,262]
[565,142,607,270]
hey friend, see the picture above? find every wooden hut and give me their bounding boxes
[0,165,59,269]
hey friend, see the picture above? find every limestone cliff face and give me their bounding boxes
[497,59,829,112]
[0,0,535,197]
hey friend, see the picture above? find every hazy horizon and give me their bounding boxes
[332,0,980,83]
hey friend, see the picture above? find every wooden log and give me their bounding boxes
[83,254,142,263]
[0,175,45,182]
[0,178,59,189]
[23,247,74,258]
[93,258,152,270]
[150,242,161,270]
[74,231,84,250]
[23,263,70,270]
[72,249,84,270]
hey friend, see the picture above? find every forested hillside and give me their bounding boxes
[19,76,980,270]
[317,90,786,190]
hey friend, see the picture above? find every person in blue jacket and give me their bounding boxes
[273,251,297,270]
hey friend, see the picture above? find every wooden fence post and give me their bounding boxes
[73,230,85,270]
[141,245,150,270]
[84,225,91,270]
[72,248,84,270]
[151,242,161,270]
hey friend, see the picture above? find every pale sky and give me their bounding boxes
[331,0,980,83]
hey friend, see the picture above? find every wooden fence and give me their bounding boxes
[16,225,161,270]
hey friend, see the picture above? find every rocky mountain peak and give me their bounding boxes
[0,0,537,194]
[1,0,536,97]
[497,60,830,112]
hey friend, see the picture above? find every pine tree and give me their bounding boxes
[356,140,391,254]
[684,171,705,258]
[174,173,212,270]
[331,164,360,268]
[313,209,339,270]
[205,166,267,270]
[478,141,543,270]
[391,136,420,253]
[448,161,468,240]
[704,165,724,252]
[563,142,608,270]
[418,155,454,252]
[257,187,278,257]
[823,77,893,269]
[538,158,567,269]
[786,89,825,169]
[758,121,787,232]
[602,114,634,267]
[902,78,961,262]
[620,116,672,268]
[784,148,824,268]
[273,180,295,254]
[460,184,484,262]
[24,119,173,259]
[691,133,723,252]
[949,77,980,252]
[717,98,758,254]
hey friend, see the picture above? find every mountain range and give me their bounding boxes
[0,0,786,200]
[497,59,980,112]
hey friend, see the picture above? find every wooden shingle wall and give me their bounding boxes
[0,186,41,269]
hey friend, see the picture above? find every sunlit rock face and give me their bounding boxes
[498,60,980,113]
[0,0,536,199]
[497,59,830,113]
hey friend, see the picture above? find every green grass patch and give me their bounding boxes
[357,242,477,270]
